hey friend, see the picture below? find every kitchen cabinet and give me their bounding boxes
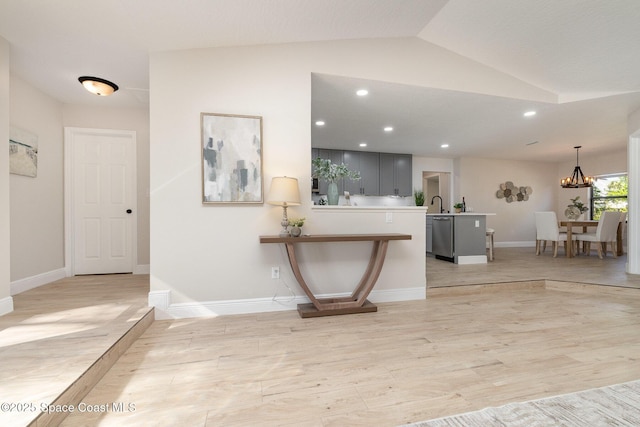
[428,213,492,264]
[379,153,412,196]
[312,148,344,195]
[432,216,453,260]
[454,215,487,262]
[342,150,380,195]
[426,215,433,253]
[311,148,412,197]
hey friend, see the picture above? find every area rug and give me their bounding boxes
[401,380,640,427]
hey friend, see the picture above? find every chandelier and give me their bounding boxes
[561,146,594,188]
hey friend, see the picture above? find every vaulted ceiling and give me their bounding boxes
[2,0,640,161]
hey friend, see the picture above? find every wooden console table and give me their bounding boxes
[259,233,411,318]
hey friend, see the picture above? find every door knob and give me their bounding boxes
[126,209,132,214]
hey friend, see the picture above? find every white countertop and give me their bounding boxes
[427,212,496,216]
[312,205,428,212]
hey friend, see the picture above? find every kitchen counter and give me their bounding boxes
[427,213,496,216]
[427,213,495,264]
[313,206,428,211]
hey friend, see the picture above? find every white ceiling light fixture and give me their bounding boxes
[523,110,536,117]
[356,89,369,96]
[441,143,449,148]
[315,120,325,126]
[78,76,119,96]
[359,142,367,147]
[384,126,393,132]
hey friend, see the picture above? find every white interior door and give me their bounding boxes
[65,127,137,275]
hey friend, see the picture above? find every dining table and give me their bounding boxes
[560,220,623,258]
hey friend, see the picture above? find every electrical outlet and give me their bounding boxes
[475,220,480,228]
[271,267,280,279]
[386,212,393,223]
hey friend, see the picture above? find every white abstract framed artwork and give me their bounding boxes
[9,126,38,177]
[201,113,263,204]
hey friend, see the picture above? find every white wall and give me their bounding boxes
[457,157,558,245]
[413,156,454,211]
[9,76,64,281]
[413,156,454,180]
[627,111,640,273]
[419,149,628,247]
[0,36,11,314]
[63,105,150,267]
[150,37,555,314]
[629,108,640,134]
[629,110,640,260]
[7,78,151,290]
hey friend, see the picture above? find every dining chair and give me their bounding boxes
[575,211,621,259]
[486,228,495,261]
[619,212,627,254]
[535,211,571,257]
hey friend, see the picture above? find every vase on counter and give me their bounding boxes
[327,182,339,205]
[290,226,302,237]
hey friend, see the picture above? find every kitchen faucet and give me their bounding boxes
[431,195,444,213]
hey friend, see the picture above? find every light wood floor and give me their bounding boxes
[427,246,640,289]
[0,274,151,427]
[2,247,639,426]
[59,247,640,426]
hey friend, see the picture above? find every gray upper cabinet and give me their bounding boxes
[312,148,411,197]
[379,153,412,196]
[342,150,380,195]
[313,148,344,195]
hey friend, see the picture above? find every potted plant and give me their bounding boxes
[454,202,464,213]
[414,189,425,206]
[565,196,589,220]
[311,158,361,205]
[288,217,305,237]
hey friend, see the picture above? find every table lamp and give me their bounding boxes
[267,177,301,237]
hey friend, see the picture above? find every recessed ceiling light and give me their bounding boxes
[359,142,367,147]
[315,120,325,126]
[356,89,369,96]
[524,111,536,117]
[384,126,393,132]
[441,144,449,148]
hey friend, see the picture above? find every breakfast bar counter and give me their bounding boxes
[427,213,496,264]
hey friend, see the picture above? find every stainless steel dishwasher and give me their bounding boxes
[432,216,454,262]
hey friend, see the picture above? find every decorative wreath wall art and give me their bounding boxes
[496,181,532,203]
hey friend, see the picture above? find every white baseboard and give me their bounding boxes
[11,265,150,293]
[148,289,170,307]
[457,255,488,265]
[495,241,536,248]
[10,268,67,295]
[368,286,426,302]
[0,296,14,316]
[148,286,426,319]
[134,264,150,274]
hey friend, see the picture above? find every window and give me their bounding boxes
[590,174,628,220]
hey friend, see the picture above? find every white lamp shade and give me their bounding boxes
[267,177,301,206]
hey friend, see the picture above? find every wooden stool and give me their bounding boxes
[486,228,495,261]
